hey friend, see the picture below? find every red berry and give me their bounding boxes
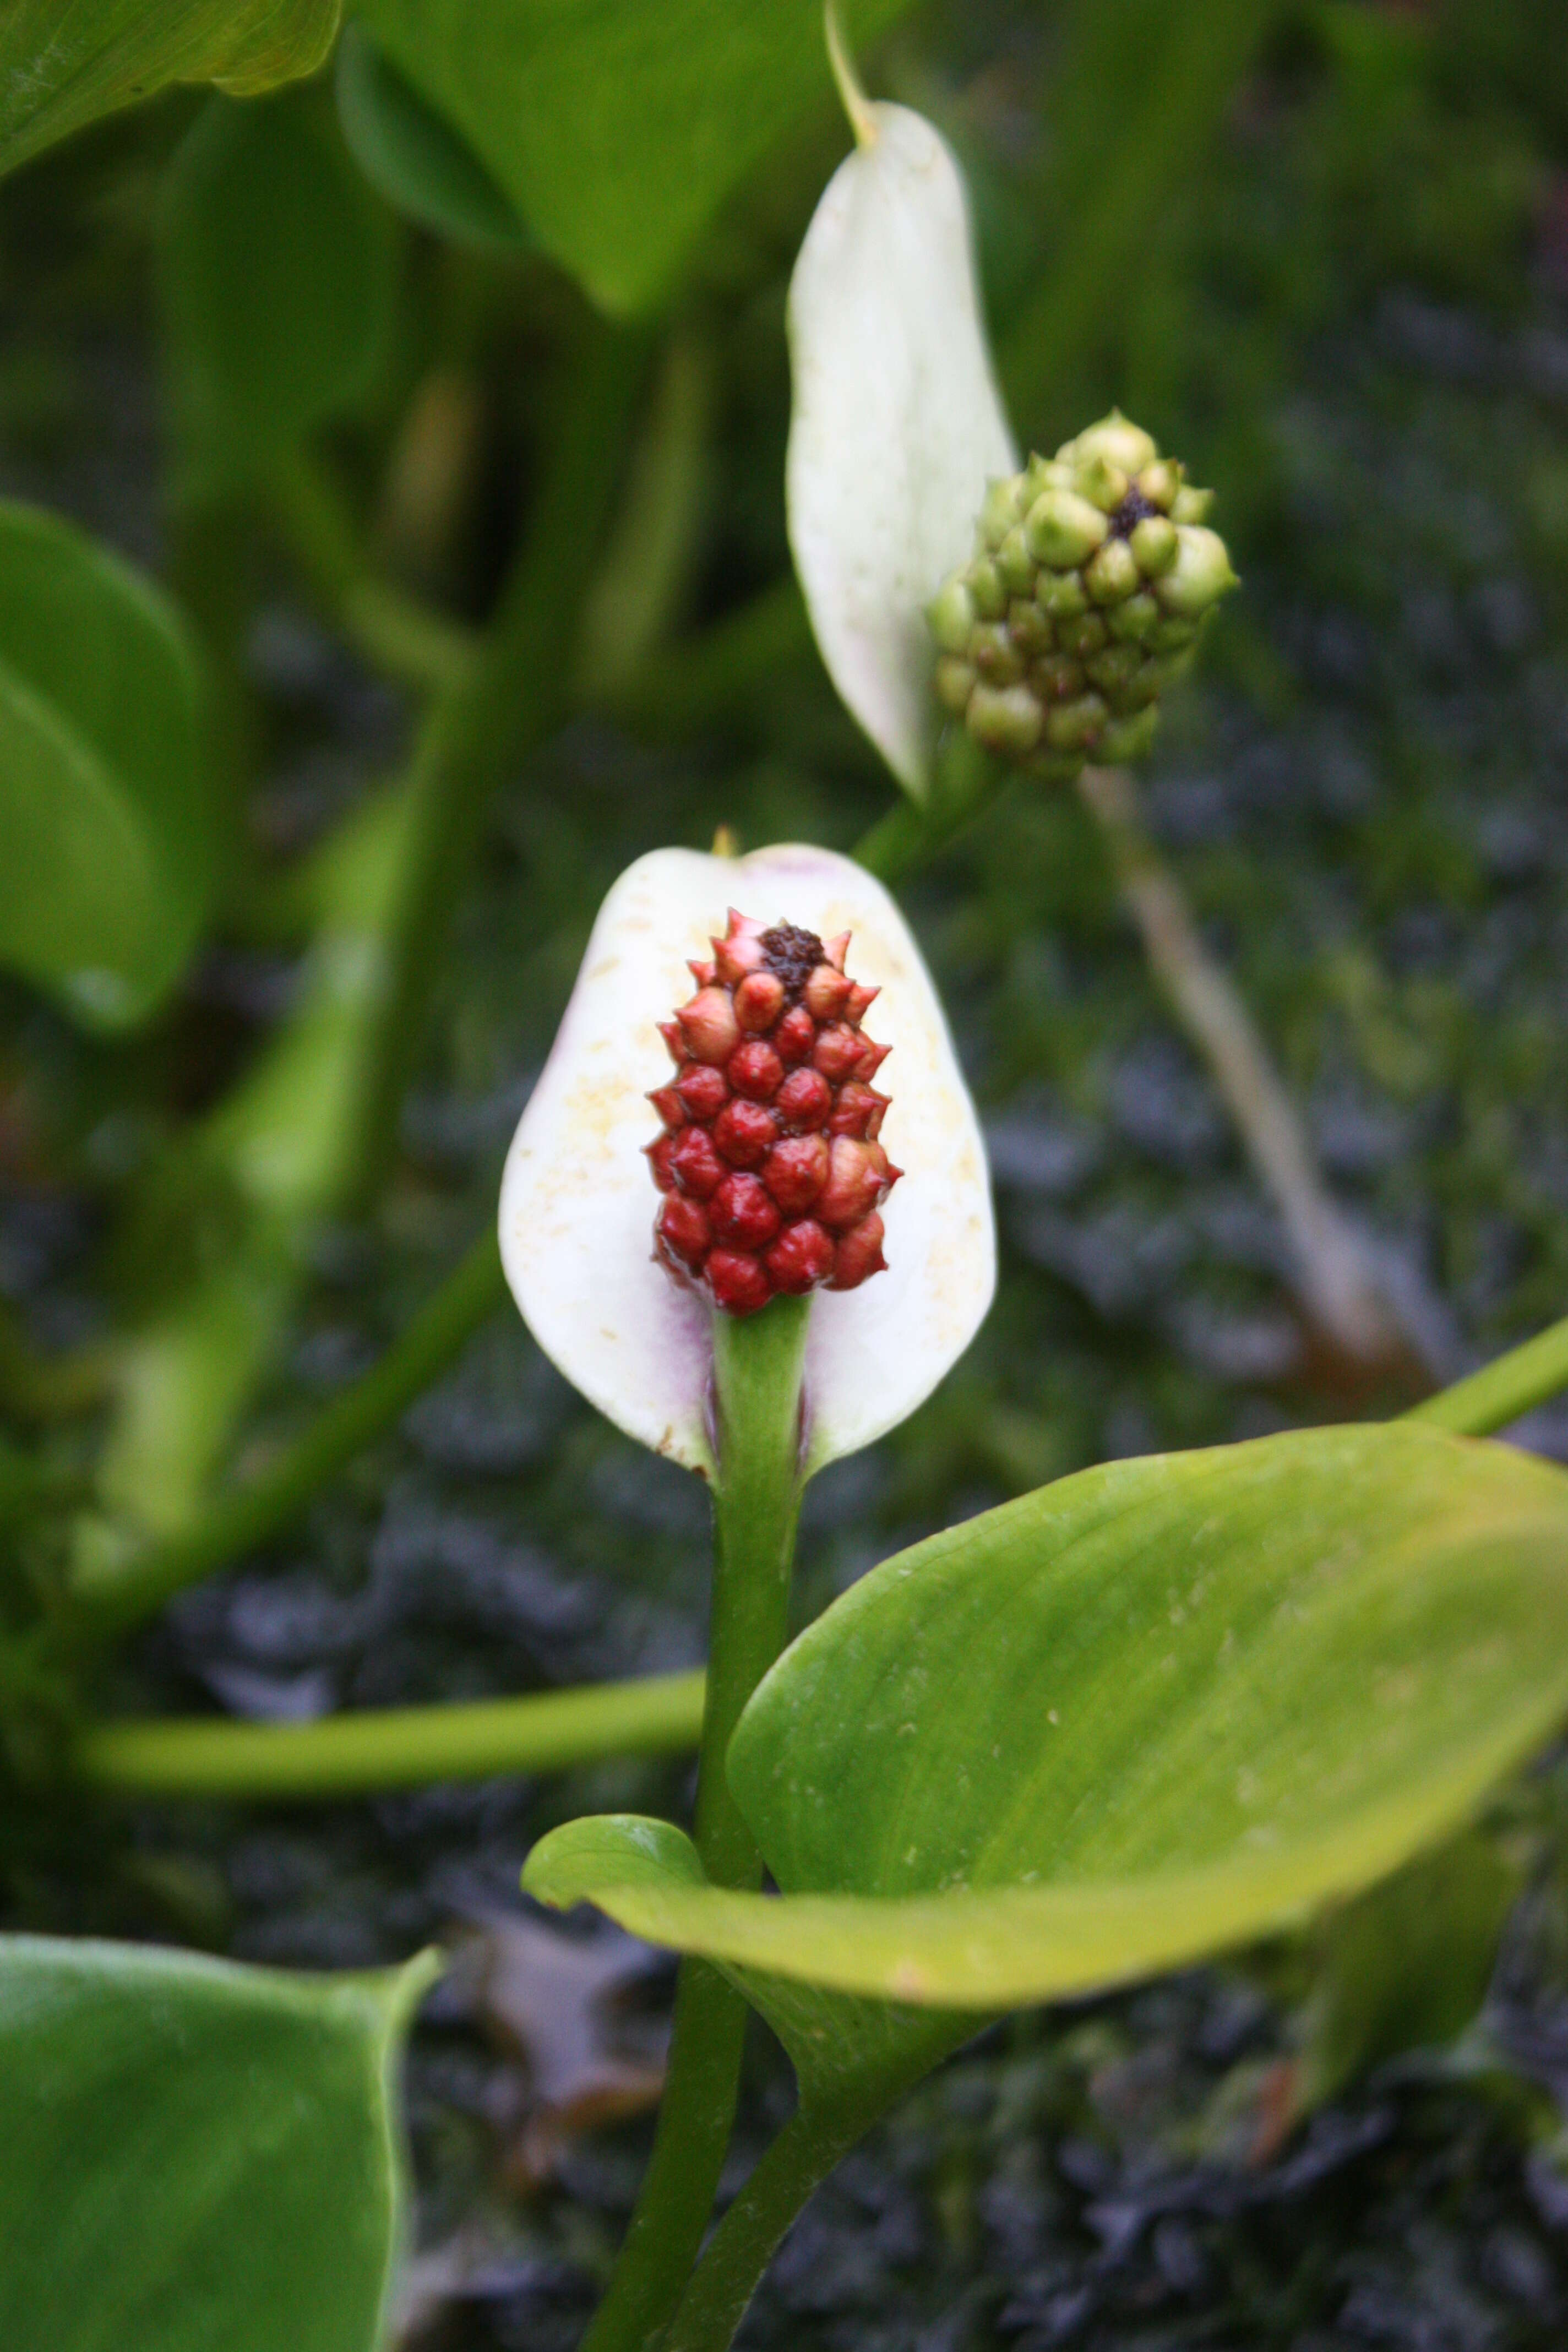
[676,1063,728,1120]
[728,1039,784,1101]
[646,908,895,1311]
[706,1249,771,1315]
[710,1171,781,1251]
[671,1125,725,1198]
[714,1098,778,1168]
[762,1134,829,1213]
[817,1138,890,1231]
[657,1194,710,1271]
[774,1067,831,1132]
[830,1211,886,1291]
[772,1005,816,1065]
[734,971,786,1032]
[804,963,851,1021]
[812,1023,863,1082]
[827,1081,886,1140]
[766,1219,835,1294]
[678,986,741,1065]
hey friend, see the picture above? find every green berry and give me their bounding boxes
[1074,410,1158,475]
[1025,489,1108,568]
[997,526,1035,596]
[1106,590,1161,643]
[1074,454,1129,514]
[1086,644,1144,696]
[978,475,1026,549]
[1134,458,1183,511]
[1038,569,1090,620]
[1152,525,1238,618]
[930,409,1235,784]
[1059,611,1108,658]
[1033,653,1086,701]
[970,622,1024,684]
[927,574,975,655]
[1099,706,1160,763]
[968,683,1043,756]
[1007,598,1054,654]
[969,558,1007,619]
[1045,692,1107,753]
[1129,514,1178,577]
[1084,537,1141,605]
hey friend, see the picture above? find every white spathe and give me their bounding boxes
[787,104,1016,802]
[499,843,994,1480]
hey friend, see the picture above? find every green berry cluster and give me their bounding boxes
[927,412,1238,780]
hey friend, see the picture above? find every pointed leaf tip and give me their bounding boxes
[787,105,1016,799]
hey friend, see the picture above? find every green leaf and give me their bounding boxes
[349,0,915,314]
[527,1425,1568,2100]
[0,1933,438,2352]
[160,88,398,488]
[0,502,210,1028]
[0,0,340,180]
[335,23,528,247]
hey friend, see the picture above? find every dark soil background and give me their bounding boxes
[7,2,1568,2345]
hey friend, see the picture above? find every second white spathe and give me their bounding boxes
[786,104,1016,802]
[499,843,994,1479]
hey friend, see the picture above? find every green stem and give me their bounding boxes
[582,1294,810,2352]
[1402,1313,1568,1439]
[73,1669,703,1799]
[65,1229,506,1641]
[853,732,1006,884]
[267,449,477,696]
[358,314,651,1193]
[663,2101,862,2352]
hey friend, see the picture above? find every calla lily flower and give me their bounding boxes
[787,103,1016,801]
[499,842,994,1478]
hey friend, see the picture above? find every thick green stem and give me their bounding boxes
[664,2101,862,2352]
[1402,1313,1568,1439]
[358,315,651,1191]
[74,1669,703,1798]
[853,731,1005,884]
[582,1294,810,2352]
[65,1230,506,1641]
[267,449,478,696]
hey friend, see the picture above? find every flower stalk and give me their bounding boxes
[581,1293,810,2352]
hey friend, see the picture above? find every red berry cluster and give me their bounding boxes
[647,911,901,1317]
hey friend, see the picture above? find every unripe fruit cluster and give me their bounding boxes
[647,911,901,1317]
[927,411,1238,781]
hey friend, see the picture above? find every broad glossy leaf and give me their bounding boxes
[0,1934,438,2352]
[787,104,1015,798]
[336,24,528,247]
[498,843,994,1478]
[350,0,914,314]
[160,89,398,487]
[0,502,210,1028]
[527,1425,1568,2066]
[0,0,338,179]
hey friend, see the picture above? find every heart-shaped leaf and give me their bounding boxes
[335,23,529,248]
[527,1424,1568,2103]
[0,502,210,1028]
[160,89,398,489]
[350,0,914,314]
[0,1934,437,2352]
[0,0,339,179]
